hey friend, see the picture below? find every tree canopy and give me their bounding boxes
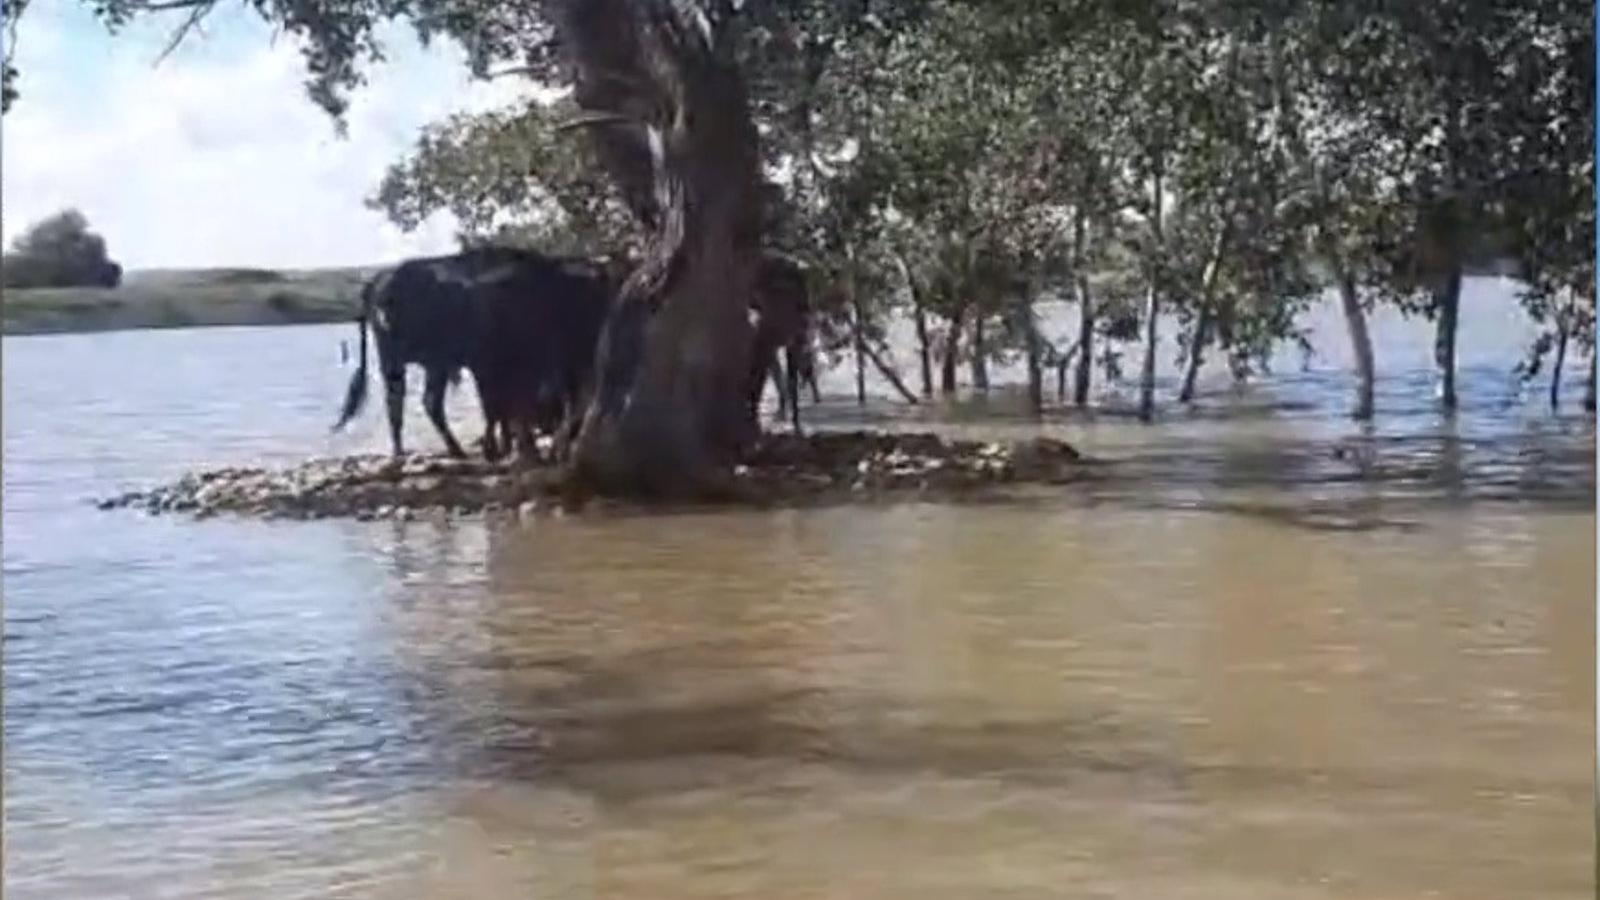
[3,208,124,289]
[4,0,1593,462]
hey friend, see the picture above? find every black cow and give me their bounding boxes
[331,246,612,459]
[474,255,616,460]
[748,252,815,434]
[770,339,822,416]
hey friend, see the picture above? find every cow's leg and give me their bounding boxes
[769,357,788,420]
[383,370,407,457]
[423,367,467,458]
[472,372,502,461]
[515,414,539,463]
[553,409,582,463]
[785,345,804,436]
[480,416,503,462]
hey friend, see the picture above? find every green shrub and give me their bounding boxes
[2,209,123,289]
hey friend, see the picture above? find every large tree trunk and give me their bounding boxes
[1334,258,1376,420]
[940,306,962,395]
[1433,267,1462,412]
[1138,165,1164,423]
[558,2,762,498]
[970,313,990,391]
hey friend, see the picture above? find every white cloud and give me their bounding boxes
[2,10,531,270]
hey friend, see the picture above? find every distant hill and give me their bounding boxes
[4,265,378,335]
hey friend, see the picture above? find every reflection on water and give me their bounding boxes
[3,283,1595,899]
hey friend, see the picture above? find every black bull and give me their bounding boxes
[332,247,816,458]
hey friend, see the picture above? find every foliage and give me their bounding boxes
[370,96,640,257]
[12,0,1596,414]
[3,209,123,289]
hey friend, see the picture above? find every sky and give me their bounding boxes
[1,3,531,270]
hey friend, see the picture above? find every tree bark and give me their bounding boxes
[1071,202,1095,408]
[913,296,934,399]
[1020,294,1043,416]
[1177,306,1213,404]
[1550,305,1570,410]
[1177,200,1236,405]
[1433,267,1462,412]
[862,339,920,405]
[557,1,763,498]
[940,305,963,395]
[851,281,867,407]
[893,252,935,399]
[1073,277,1096,408]
[970,313,990,391]
[1331,253,1376,420]
[1585,349,1596,413]
[1138,163,1164,423]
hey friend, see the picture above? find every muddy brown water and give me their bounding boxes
[4,282,1595,898]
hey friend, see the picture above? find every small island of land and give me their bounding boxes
[96,431,1090,520]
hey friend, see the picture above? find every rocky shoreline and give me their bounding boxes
[96,431,1089,521]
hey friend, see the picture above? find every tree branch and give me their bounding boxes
[555,110,639,132]
[485,64,542,81]
[136,0,215,10]
[154,1,215,64]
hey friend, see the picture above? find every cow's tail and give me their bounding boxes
[332,280,374,432]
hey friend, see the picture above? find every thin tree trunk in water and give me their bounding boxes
[1020,294,1043,416]
[1138,164,1164,423]
[1177,202,1236,405]
[1331,254,1375,420]
[1062,202,1088,406]
[1586,350,1597,413]
[894,252,934,398]
[970,314,990,391]
[1047,333,1083,404]
[1074,275,1094,407]
[941,306,963,395]
[862,340,920,404]
[1177,306,1213,404]
[1068,203,1094,408]
[1550,306,1569,410]
[850,280,867,407]
[1433,267,1462,412]
[1138,285,1160,421]
[558,1,762,498]
[913,294,934,398]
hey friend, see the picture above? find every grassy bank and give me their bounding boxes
[3,267,373,336]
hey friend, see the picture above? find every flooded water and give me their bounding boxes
[4,280,1595,898]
